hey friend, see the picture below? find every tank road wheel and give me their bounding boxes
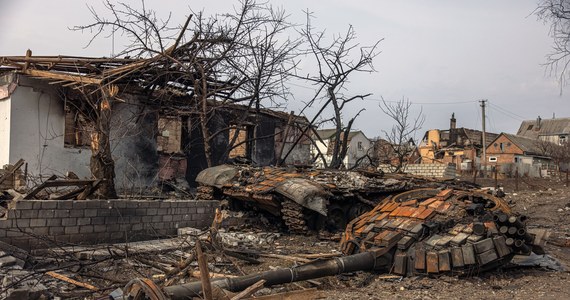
[281,199,309,234]
[324,205,347,232]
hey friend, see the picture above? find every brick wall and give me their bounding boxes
[378,163,456,179]
[0,199,219,250]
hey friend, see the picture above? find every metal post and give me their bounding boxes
[515,168,519,192]
[494,166,498,191]
[480,100,487,177]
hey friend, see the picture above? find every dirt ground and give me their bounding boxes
[4,176,570,299]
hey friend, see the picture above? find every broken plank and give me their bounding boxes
[230,279,266,300]
[0,158,25,185]
[245,288,325,300]
[258,253,311,263]
[45,271,98,291]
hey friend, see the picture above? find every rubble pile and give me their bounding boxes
[340,188,549,275]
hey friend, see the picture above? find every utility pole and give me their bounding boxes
[480,99,487,177]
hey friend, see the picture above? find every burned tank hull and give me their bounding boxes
[340,188,546,275]
[196,164,475,233]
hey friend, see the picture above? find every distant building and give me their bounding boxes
[312,129,372,169]
[485,133,554,177]
[418,113,498,170]
[371,138,421,167]
[517,116,570,145]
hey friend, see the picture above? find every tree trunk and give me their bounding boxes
[90,94,117,199]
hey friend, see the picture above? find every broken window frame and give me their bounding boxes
[64,105,94,149]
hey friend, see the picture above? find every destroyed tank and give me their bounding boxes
[195,164,477,233]
[339,187,548,275]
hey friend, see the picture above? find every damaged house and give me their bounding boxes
[0,54,312,193]
[418,113,498,171]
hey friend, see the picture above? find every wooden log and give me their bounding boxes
[196,240,213,300]
[258,253,311,263]
[45,271,98,291]
[246,288,324,300]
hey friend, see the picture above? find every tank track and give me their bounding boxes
[281,199,309,234]
[196,185,215,200]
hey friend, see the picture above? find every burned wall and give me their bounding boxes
[0,199,219,250]
[110,96,159,192]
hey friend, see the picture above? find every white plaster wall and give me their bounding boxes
[9,80,91,179]
[0,97,11,166]
[346,132,371,168]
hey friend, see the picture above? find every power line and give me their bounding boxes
[364,98,478,105]
[488,103,528,120]
[488,103,527,122]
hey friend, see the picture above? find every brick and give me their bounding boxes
[147,202,160,208]
[64,226,79,234]
[73,201,87,209]
[135,209,147,216]
[33,202,43,210]
[105,216,119,224]
[30,219,46,227]
[157,208,168,215]
[77,218,91,226]
[32,227,49,235]
[147,208,158,215]
[80,225,94,233]
[98,209,111,217]
[197,207,206,214]
[163,215,173,222]
[41,201,58,209]
[110,232,125,240]
[131,223,143,231]
[159,202,171,208]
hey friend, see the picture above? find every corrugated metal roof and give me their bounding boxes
[517,117,570,139]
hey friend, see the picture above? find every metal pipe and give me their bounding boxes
[507,227,518,236]
[163,251,378,300]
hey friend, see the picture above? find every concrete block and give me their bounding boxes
[93,225,107,233]
[98,209,111,217]
[197,207,206,214]
[15,201,34,210]
[58,201,74,209]
[147,201,160,208]
[38,209,55,219]
[159,202,171,208]
[69,209,83,218]
[61,218,77,226]
[33,202,43,210]
[76,218,91,226]
[41,201,58,209]
[86,201,100,208]
[32,227,49,235]
[131,223,143,231]
[13,219,28,228]
[151,216,162,223]
[162,215,173,222]
[73,201,87,209]
[64,226,80,234]
[91,217,106,225]
[147,208,158,215]
[105,216,119,224]
[20,210,38,219]
[84,209,98,218]
[54,210,71,218]
[157,208,168,215]
[29,219,46,227]
[135,209,147,216]
[46,218,61,227]
[172,215,183,221]
[49,226,65,236]
[110,231,125,240]
[79,225,94,234]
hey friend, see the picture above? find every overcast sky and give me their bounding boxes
[1,0,568,140]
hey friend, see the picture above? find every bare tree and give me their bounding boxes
[536,0,570,89]
[297,12,382,169]
[379,97,425,172]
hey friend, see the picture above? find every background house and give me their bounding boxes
[312,129,372,169]
[486,133,553,177]
[419,113,498,171]
[517,116,570,145]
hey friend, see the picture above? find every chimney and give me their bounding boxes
[536,115,542,130]
[450,113,457,129]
